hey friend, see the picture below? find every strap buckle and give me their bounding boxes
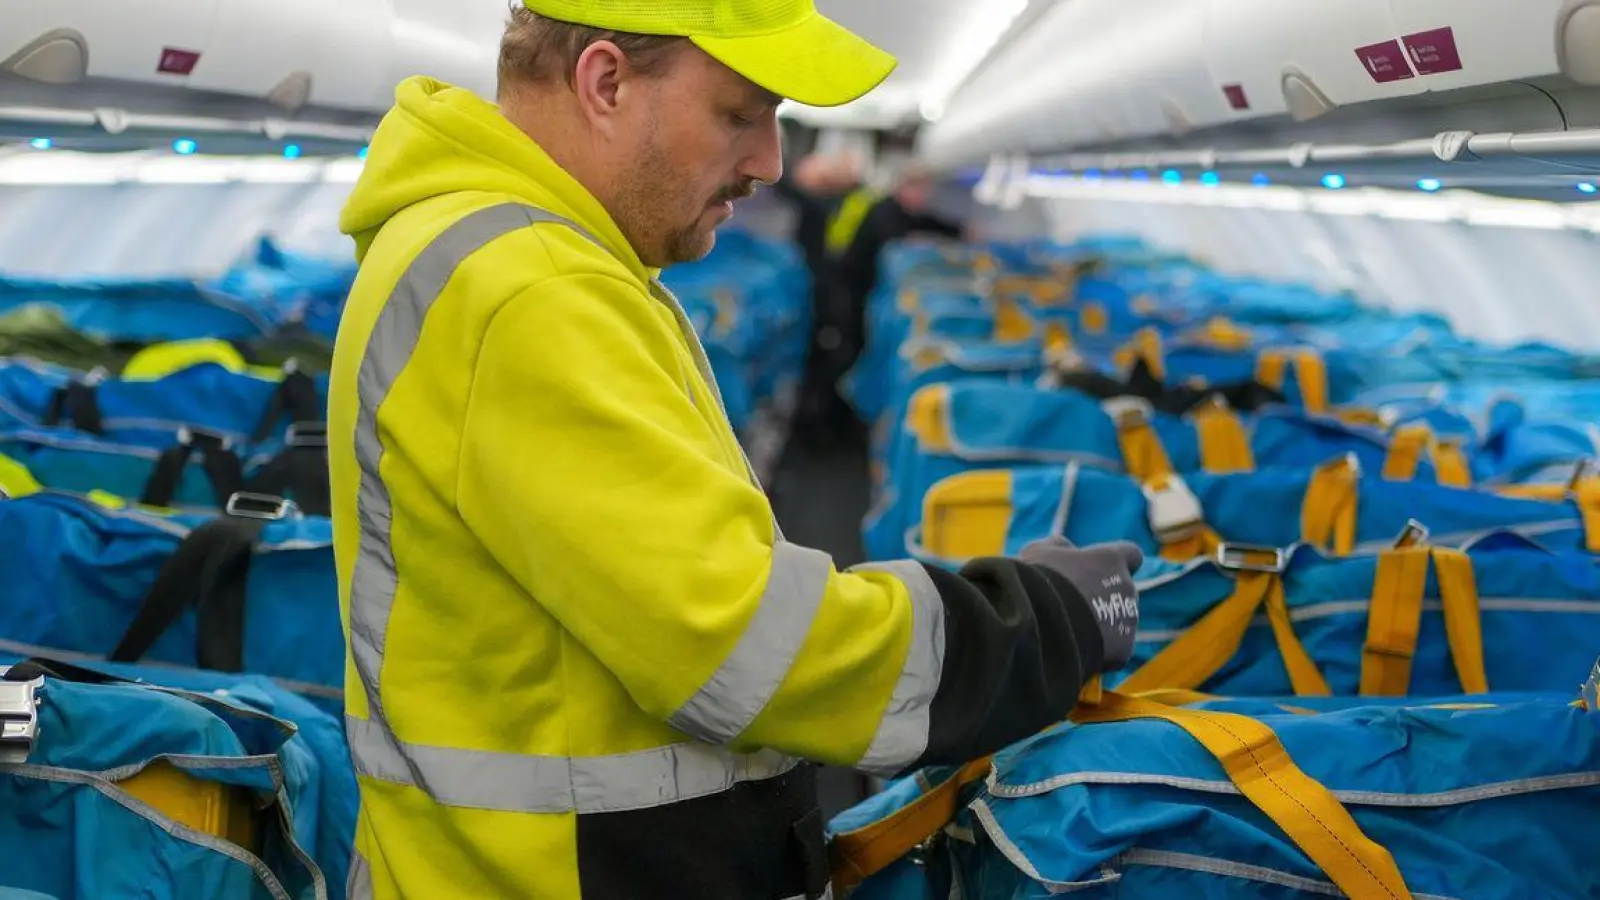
[176,425,233,452]
[1143,475,1205,544]
[0,675,42,765]
[1393,519,1430,549]
[1102,395,1153,428]
[286,421,328,449]
[224,492,292,521]
[1215,542,1287,574]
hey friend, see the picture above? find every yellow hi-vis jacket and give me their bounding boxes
[329,77,1106,900]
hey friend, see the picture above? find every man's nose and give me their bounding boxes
[740,112,784,186]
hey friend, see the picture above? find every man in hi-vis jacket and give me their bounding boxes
[326,2,1145,897]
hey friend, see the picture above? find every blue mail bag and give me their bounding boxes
[1113,531,1600,699]
[0,658,333,899]
[0,492,343,711]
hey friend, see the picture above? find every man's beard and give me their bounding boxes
[616,129,756,267]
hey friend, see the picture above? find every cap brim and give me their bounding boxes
[691,12,896,109]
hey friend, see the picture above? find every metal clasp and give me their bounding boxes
[0,676,43,765]
[1143,475,1205,544]
[176,424,233,452]
[224,492,292,521]
[1393,519,1430,549]
[1102,395,1154,428]
[285,421,328,449]
[1215,542,1287,574]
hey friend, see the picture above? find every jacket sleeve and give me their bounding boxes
[456,273,1103,777]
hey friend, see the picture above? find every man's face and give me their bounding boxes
[611,48,783,268]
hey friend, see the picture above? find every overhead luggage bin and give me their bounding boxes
[182,0,394,113]
[0,0,220,89]
[922,0,1600,176]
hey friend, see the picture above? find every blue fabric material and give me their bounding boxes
[208,239,357,341]
[0,671,333,899]
[838,693,1600,900]
[1113,535,1600,698]
[0,653,356,898]
[963,695,1600,899]
[0,492,343,706]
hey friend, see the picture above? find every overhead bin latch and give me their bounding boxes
[1433,131,1476,162]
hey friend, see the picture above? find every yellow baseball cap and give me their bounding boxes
[522,0,897,108]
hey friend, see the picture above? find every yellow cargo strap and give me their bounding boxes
[1300,456,1359,555]
[1192,399,1255,473]
[919,470,1014,561]
[1433,548,1491,694]
[1119,549,1331,696]
[1197,317,1254,351]
[1361,545,1489,696]
[1074,694,1413,900]
[1113,327,1166,380]
[829,678,1104,893]
[119,760,261,853]
[1111,406,1174,483]
[1043,321,1074,356]
[824,187,882,256]
[1158,528,1222,562]
[1080,301,1109,336]
[1431,438,1473,488]
[833,690,1413,900]
[906,385,953,453]
[1333,406,1386,429]
[992,297,1037,342]
[1382,424,1433,482]
[1255,349,1329,414]
[1359,547,1432,696]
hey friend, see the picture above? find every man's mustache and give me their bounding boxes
[715,181,758,204]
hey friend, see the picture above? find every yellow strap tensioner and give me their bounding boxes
[1191,398,1255,473]
[831,686,1414,899]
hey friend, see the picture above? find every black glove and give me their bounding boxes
[1018,537,1143,671]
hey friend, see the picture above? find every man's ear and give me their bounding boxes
[572,41,628,130]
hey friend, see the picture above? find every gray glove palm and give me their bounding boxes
[1018,537,1143,671]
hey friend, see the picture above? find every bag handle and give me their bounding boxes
[1118,549,1330,697]
[1363,545,1489,696]
[1300,455,1359,555]
[108,508,269,673]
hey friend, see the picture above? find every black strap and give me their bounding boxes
[141,429,247,509]
[2,656,135,685]
[108,512,267,673]
[246,439,330,517]
[251,369,322,445]
[43,381,105,435]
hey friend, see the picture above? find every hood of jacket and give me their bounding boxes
[338,76,651,283]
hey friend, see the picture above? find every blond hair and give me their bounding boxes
[498,6,687,97]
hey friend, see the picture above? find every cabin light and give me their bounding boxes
[1321,173,1347,190]
[28,138,52,150]
[1251,173,1271,187]
[283,144,303,160]
[1199,171,1221,186]
[357,146,369,160]
[1130,170,1151,182]
[1417,178,1442,192]
[173,139,198,155]
[1579,182,1598,195]
[1161,169,1183,185]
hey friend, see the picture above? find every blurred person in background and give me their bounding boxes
[829,163,967,428]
